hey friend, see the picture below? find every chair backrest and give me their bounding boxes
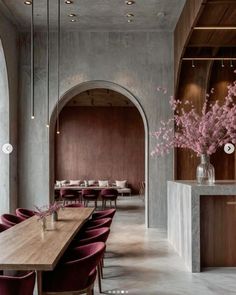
[82,189,97,196]
[0,223,9,233]
[1,214,23,227]
[42,242,105,292]
[92,208,116,219]
[0,271,35,295]
[86,217,112,230]
[101,188,118,196]
[16,208,35,220]
[60,189,76,197]
[65,203,84,208]
[79,227,110,245]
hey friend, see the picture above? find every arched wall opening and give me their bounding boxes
[49,80,149,226]
[0,39,10,214]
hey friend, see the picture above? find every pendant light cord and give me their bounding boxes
[31,0,35,119]
[57,0,60,134]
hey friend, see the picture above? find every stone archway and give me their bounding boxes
[49,80,149,226]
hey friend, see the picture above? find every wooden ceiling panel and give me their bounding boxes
[189,30,236,47]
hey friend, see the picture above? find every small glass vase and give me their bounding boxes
[52,211,58,222]
[196,154,215,185]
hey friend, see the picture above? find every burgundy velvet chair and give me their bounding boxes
[92,208,116,220]
[60,188,79,205]
[83,217,112,230]
[82,189,99,209]
[16,208,35,220]
[1,214,23,227]
[0,271,35,295]
[73,227,110,247]
[65,203,84,208]
[0,223,10,232]
[101,188,118,209]
[42,242,105,295]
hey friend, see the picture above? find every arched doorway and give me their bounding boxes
[0,39,10,214]
[49,81,149,226]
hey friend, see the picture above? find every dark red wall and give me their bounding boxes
[55,106,145,194]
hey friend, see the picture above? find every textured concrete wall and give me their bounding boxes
[19,31,174,229]
[0,12,18,214]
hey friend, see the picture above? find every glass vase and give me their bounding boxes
[39,217,47,231]
[196,154,215,185]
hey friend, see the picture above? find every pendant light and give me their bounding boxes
[56,0,61,135]
[31,0,35,119]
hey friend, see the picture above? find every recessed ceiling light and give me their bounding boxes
[65,0,73,4]
[68,13,76,17]
[126,13,134,17]
[126,0,135,5]
[127,19,133,23]
[70,19,77,22]
[157,12,166,18]
[24,0,32,5]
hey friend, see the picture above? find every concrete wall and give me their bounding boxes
[19,31,174,229]
[0,11,18,214]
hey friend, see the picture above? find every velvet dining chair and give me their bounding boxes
[83,217,112,231]
[16,208,35,220]
[82,189,99,209]
[1,214,23,227]
[0,223,10,232]
[0,271,35,295]
[65,203,85,208]
[92,208,116,220]
[42,242,105,295]
[100,188,118,209]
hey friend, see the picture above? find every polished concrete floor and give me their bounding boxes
[96,196,236,295]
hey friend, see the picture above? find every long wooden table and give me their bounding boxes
[0,207,94,294]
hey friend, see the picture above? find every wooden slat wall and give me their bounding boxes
[55,106,145,194]
[174,0,206,87]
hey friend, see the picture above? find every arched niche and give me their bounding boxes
[49,80,149,226]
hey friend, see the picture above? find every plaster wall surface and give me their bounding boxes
[19,31,174,229]
[0,11,18,214]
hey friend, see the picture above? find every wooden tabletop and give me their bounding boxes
[0,207,94,271]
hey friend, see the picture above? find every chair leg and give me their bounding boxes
[97,265,102,293]
[95,200,97,209]
[115,199,117,208]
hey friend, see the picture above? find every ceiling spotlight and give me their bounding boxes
[126,13,134,17]
[70,19,77,22]
[230,60,234,68]
[31,115,35,120]
[46,124,50,128]
[192,60,195,68]
[221,60,225,68]
[24,1,32,5]
[65,0,73,4]
[57,130,60,135]
[68,13,76,17]
[127,19,133,23]
[125,0,135,5]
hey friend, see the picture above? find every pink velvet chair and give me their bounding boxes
[92,208,116,220]
[42,242,105,295]
[73,227,110,247]
[60,188,79,205]
[65,203,84,208]
[1,214,23,227]
[16,208,35,220]
[0,271,35,295]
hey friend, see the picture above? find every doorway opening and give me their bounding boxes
[49,81,149,226]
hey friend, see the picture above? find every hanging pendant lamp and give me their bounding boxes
[31,0,35,119]
[56,0,61,135]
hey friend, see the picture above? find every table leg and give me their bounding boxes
[37,271,43,295]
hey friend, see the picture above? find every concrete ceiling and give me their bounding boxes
[0,0,186,31]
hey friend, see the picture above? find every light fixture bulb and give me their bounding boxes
[230,60,234,68]
[127,19,133,23]
[70,19,77,22]
[68,13,76,17]
[126,13,134,17]
[221,60,225,68]
[125,0,135,5]
[57,130,60,134]
[192,60,195,68]
[31,115,35,119]
[46,124,50,128]
[24,1,32,5]
[65,0,73,4]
